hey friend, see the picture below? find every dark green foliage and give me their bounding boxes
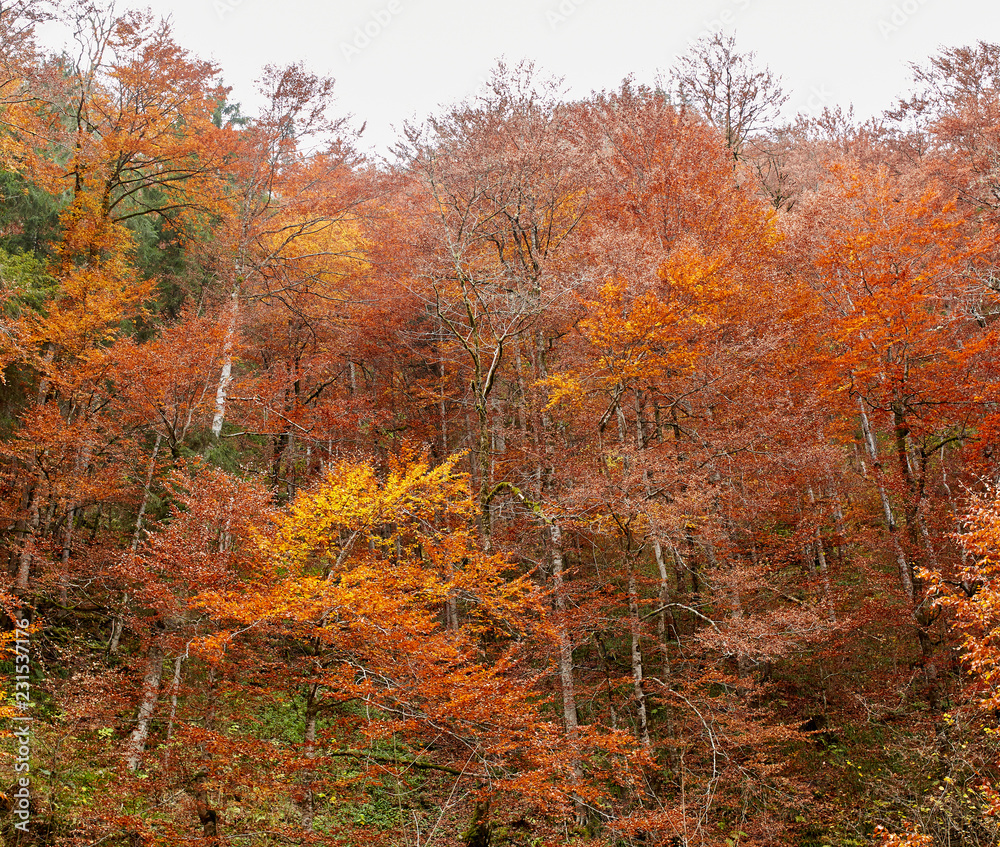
[0,245,57,315]
[0,169,62,256]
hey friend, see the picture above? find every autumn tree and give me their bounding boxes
[103,452,645,843]
[529,81,832,841]
[889,42,1000,220]
[381,66,599,800]
[394,60,588,548]
[797,161,999,621]
[204,60,365,454]
[669,33,788,160]
[889,489,1000,845]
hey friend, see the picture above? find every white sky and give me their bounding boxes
[37,0,1000,154]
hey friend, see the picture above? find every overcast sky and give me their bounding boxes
[38,0,1000,153]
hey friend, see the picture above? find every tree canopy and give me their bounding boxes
[1,9,1000,847]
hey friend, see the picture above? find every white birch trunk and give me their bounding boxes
[163,654,184,764]
[16,485,40,595]
[550,522,578,736]
[628,562,651,748]
[211,284,241,437]
[126,636,165,771]
[858,401,915,603]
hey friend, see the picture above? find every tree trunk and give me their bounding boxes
[807,486,836,621]
[163,654,184,764]
[126,636,165,771]
[550,522,579,737]
[652,536,674,682]
[110,434,163,654]
[858,401,915,603]
[16,482,40,597]
[627,560,651,748]
[859,402,937,680]
[299,684,320,831]
[192,772,220,844]
[211,284,240,437]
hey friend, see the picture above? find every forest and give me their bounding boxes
[1,1,1000,845]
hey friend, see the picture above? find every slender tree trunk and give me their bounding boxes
[445,593,459,631]
[654,540,683,771]
[813,529,835,622]
[439,360,448,456]
[16,481,40,596]
[627,560,651,748]
[131,433,162,552]
[550,522,579,737]
[110,434,163,654]
[108,595,128,655]
[550,520,585,826]
[299,684,320,830]
[858,401,915,603]
[917,511,939,572]
[163,654,184,764]
[126,636,165,771]
[58,414,96,603]
[892,405,935,573]
[474,387,493,550]
[807,486,836,621]
[212,284,240,437]
[652,536,674,681]
[859,402,936,685]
